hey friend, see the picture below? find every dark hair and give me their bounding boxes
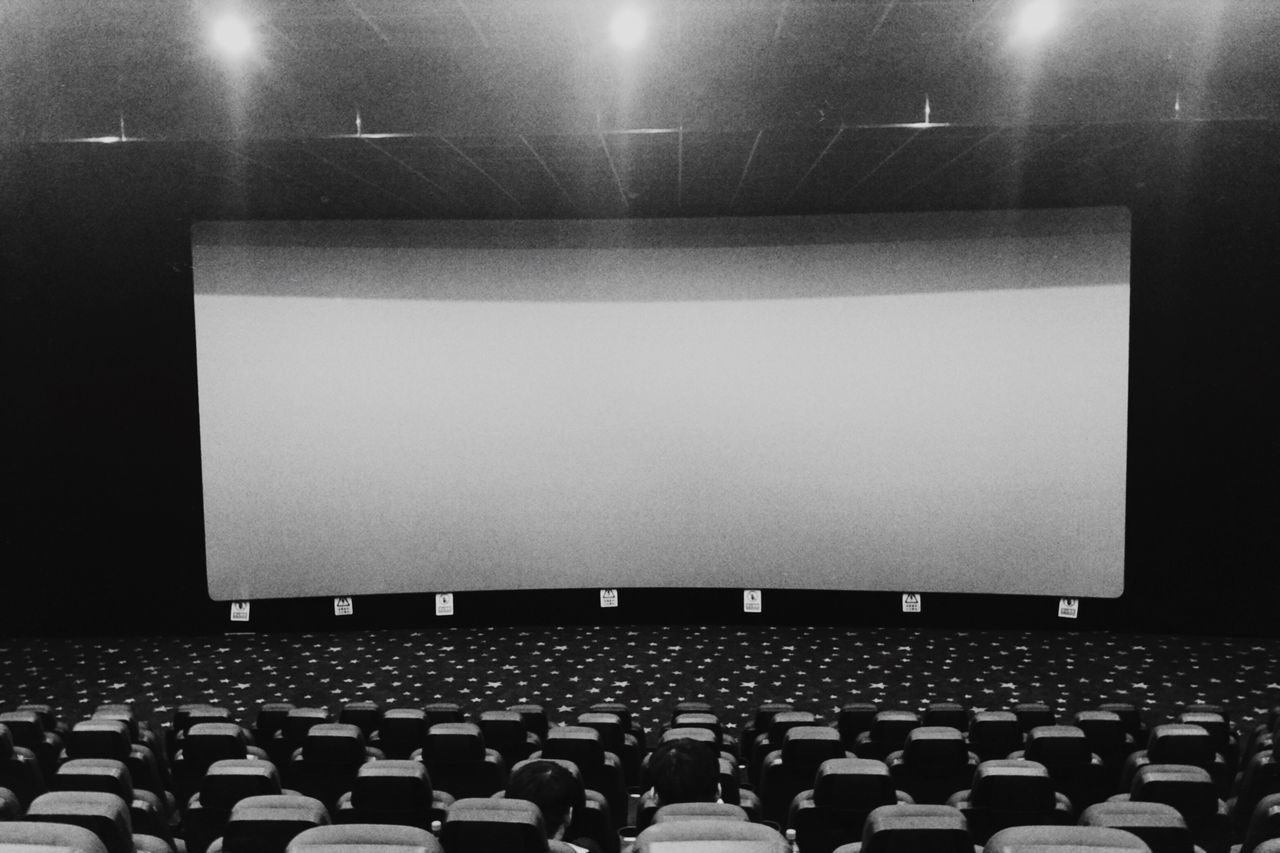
[506,760,580,836]
[647,738,720,804]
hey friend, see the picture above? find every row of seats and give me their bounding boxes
[2,698,1277,853]
[5,794,1280,853]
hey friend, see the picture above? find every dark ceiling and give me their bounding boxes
[3,0,1279,219]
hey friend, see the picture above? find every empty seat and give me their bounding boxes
[837,704,879,754]
[0,721,48,809]
[760,726,850,825]
[969,713,1024,764]
[924,704,971,733]
[887,727,978,805]
[0,710,63,784]
[287,724,375,812]
[66,720,170,807]
[855,712,922,762]
[210,794,329,853]
[788,758,912,853]
[333,758,452,830]
[1013,703,1057,735]
[24,791,142,853]
[509,706,551,743]
[168,706,237,763]
[839,803,974,853]
[173,723,263,804]
[0,822,110,853]
[285,823,443,853]
[1123,725,1230,798]
[422,704,465,728]
[578,712,641,787]
[590,704,648,756]
[751,712,817,785]
[651,802,749,823]
[1074,711,1133,785]
[337,703,382,743]
[1231,751,1280,841]
[184,759,287,853]
[53,759,174,847]
[479,710,540,770]
[1080,800,1198,853]
[440,797,577,853]
[1098,704,1149,751]
[633,818,789,853]
[947,759,1074,844]
[419,722,507,801]
[1018,725,1112,811]
[1118,763,1230,853]
[1237,792,1280,853]
[743,703,795,762]
[374,709,427,760]
[983,825,1150,853]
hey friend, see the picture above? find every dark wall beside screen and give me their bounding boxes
[2,127,1277,638]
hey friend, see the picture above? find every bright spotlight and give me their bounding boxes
[211,13,254,58]
[1014,0,1060,42]
[610,6,646,50]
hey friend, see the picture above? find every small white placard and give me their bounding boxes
[334,596,354,616]
[599,588,619,608]
[229,601,250,622]
[902,593,922,613]
[435,593,454,617]
[743,589,762,613]
[1058,597,1079,619]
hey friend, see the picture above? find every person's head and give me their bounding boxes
[506,760,580,839]
[647,738,720,805]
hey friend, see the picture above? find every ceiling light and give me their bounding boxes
[610,6,646,51]
[1014,0,1060,42]
[211,12,254,58]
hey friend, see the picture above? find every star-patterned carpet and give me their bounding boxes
[4,625,1279,737]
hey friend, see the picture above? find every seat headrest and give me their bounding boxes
[754,703,794,731]
[223,795,331,849]
[508,705,550,739]
[902,727,969,765]
[426,722,486,763]
[230,793,329,820]
[0,820,110,853]
[1074,711,1125,745]
[862,803,971,850]
[577,713,625,752]
[1025,726,1092,764]
[590,703,634,732]
[924,704,970,730]
[673,714,721,735]
[442,797,547,853]
[969,760,1057,810]
[284,708,331,741]
[177,705,234,733]
[1131,764,1219,816]
[0,711,45,745]
[543,726,604,767]
[350,759,432,811]
[653,802,749,823]
[26,791,133,852]
[422,703,465,726]
[339,702,383,738]
[662,727,718,747]
[635,818,789,853]
[1147,725,1214,765]
[812,758,897,808]
[1080,800,1191,840]
[768,712,817,743]
[872,711,922,736]
[183,722,249,762]
[55,758,133,800]
[781,726,844,766]
[68,720,132,762]
[286,823,442,853]
[983,825,1150,853]
[200,759,284,810]
[302,723,367,763]
[1176,712,1229,746]
[255,702,296,737]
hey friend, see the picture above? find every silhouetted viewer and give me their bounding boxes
[507,760,602,853]
[646,738,721,806]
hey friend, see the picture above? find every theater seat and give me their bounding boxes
[184,759,287,853]
[373,709,428,760]
[838,704,879,754]
[1115,764,1229,853]
[1123,726,1231,798]
[173,724,266,804]
[440,797,576,853]
[284,823,442,853]
[969,713,1024,764]
[0,711,63,785]
[535,726,624,828]
[25,790,173,853]
[1013,704,1057,735]
[855,712,923,763]
[983,825,1150,853]
[578,712,642,788]
[207,794,329,853]
[633,818,789,853]
[751,712,817,786]
[1080,800,1199,853]
[336,703,382,743]
[1231,752,1280,841]
[0,821,110,853]
[1075,711,1134,786]
[508,706,551,743]
[0,721,48,809]
[417,722,507,801]
[478,710,541,770]
[760,726,850,825]
[787,758,913,853]
[947,760,1074,844]
[887,727,978,805]
[1235,792,1280,853]
[744,703,795,763]
[65,721,171,812]
[651,802,749,823]
[333,758,453,830]
[836,803,974,853]
[1015,725,1112,811]
[53,759,176,849]
[286,724,376,812]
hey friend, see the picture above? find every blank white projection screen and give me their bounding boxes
[194,210,1130,601]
